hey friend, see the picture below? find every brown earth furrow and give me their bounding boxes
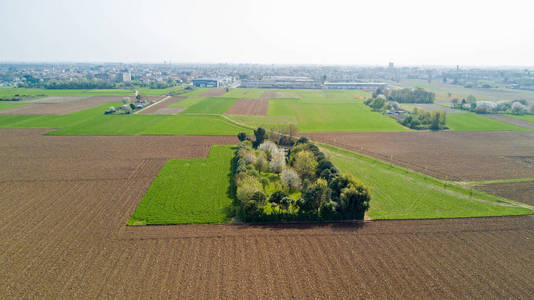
[308,131,534,181]
[225,98,269,115]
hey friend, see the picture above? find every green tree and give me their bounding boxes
[293,150,318,180]
[253,127,267,148]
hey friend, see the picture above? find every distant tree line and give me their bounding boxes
[401,108,447,131]
[451,96,533,115]
[17,76,179,90]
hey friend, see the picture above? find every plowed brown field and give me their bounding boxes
[0,96,123,115]
[225,98,269,115]
[1,129,534,299]
[308,131,534,181]
[477,181,534,205]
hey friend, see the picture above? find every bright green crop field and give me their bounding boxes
[322,144,533,219]
[268,98,408,132]
[0,102,28,110]
[446,113,528,131]
[128,145,235,225]
[0,102,252,136]
[224,88,265,98]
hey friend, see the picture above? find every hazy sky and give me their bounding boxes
[1,0,533,66]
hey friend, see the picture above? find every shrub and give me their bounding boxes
[296,136,309,145]
[237,132,248,141]
[511,102,528,115]
[258,141,278,154]
[254,151,269,172]
[253,127,267,148]
[339,182,370,219]
[269,149,286,173]
[236,175,263,202]
[300,178,331,213]
[269,191,288,205]
[280,168,301,191]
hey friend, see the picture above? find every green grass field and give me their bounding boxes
[0,102,28,110]
[182,97,237,114]
[0,102,251,136]
[268,98,408,132]
[446,113,528,131]
[322,145,533,219]
[128,145,235,225]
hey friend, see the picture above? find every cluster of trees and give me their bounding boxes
[372,87,435,104]
[234,129,370,222]
[452,97,533,115]
[401,108,447,130]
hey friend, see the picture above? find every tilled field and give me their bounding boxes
[225,98,269,115]
[1,129,534,298]
[308,131,534,181]
[139,96,186,114]
[477,181,534,205]
[0,96,123,115]
[197,88,227,97]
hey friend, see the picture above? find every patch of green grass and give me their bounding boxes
[446,113,528,131]
[268,98,408,132]
[0,102,28,110]
[128,145,235,225]
[0,101,250,136]
[168,96,206,109]
[182,97,237,114]
[322,144,533,219]
[226,115,298,129]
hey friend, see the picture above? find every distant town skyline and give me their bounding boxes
[1,0,534,66]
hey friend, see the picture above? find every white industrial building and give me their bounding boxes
[324,82,388,90]
[240,76,320,89]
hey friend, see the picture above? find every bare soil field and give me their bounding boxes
[1,128,534,298]
[197,88,227,97]
[477,181,534,205]
[483,114,534,130]
[308,131,534,181]
[139,96,186,114]
[225,98,269,115]
[0,96,123,115]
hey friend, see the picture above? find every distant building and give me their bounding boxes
[324,82,388,90]
[122,72,131,82]
[388,62,394,69]
[240,76,320,89]
[193,78,220,88]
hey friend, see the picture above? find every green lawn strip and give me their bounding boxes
[0,102,29,111]
[168,96,206,109]
[225,115,298,129]
[182,97,237,114]
[0,86,186,100]
[446,112,528,131]
[128,145,235,225]
[268,98,408,132]
[319,143,533,219]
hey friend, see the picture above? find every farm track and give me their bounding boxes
[1,128,534,298]
[308,131,534,181]
[138,96,185,114]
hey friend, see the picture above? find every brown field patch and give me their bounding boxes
[308,131,534,181]
[196,88,227,97]
[0,96,123,115]
[477,181,534,205]
[139,96,186,114]
[2,128,534,298]
[225,98,269,115]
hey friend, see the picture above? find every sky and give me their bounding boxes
[1,0,534,66]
